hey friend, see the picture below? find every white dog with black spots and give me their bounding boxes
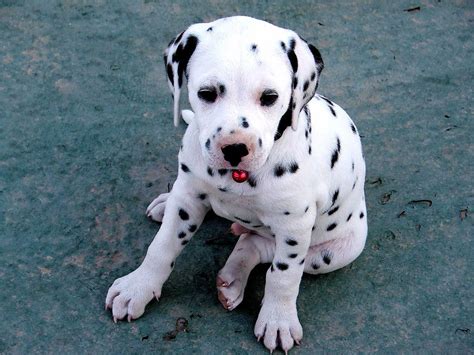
[106,16,367,353]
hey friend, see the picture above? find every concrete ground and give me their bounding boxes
[1,0,472,353]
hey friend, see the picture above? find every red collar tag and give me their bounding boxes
[232,170,249,183]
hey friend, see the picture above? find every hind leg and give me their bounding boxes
[304,229,367,274]
[217,233,275,310]
[146,192,170,222]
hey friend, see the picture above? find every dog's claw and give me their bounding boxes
[128,315,132,323]
[113,316,118,324]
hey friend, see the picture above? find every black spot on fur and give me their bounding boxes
[331,189,339,206]
[181,163,190,173]
[218,169,228,176]
[258,138,262,148]
[289,162,299,173]
[172,44,183,63]
[219,85,226,95]
[217,126,222,132]
[327,223,337,231]
[311,263,320,270]
[304,206,309,213]
[336,137,341,152]
[308,44,324,74]
[284,211,290,215]
[235,216,250,224]
[347,213,353,221]
[312,225,315,231]
[240,117,249,128]
[251,44,257,51]
[188,224,197,233]
[360,212,365,219]
[207,166,213,176]
[218,187,227,192]
[289,253,298,259]
[207,26,213,32]
[303,80,310,91]
[289,38,296,50]
[330,149,339,169]
[329,105,336,117]
[176,36,199,87]
[351,123,357,134]
[286,238,298,246]
[276,262,289,271]
[174,31,184,45]
[178,231,186,239]
[170,261,174,268]
[352,162,355,171]
[280,41,286,52]
[311,71,316,81]
[288,49,298,73]
[308,146,312,155]
[198,193,207,200]
[293,77,298,89]
[181,240,189,246]
[303,104,310,117]
[247,176,257,188]
[322,251,332,264]
[205,138,210,150]
[352,180,357,190]
[299,259,305,265]
[328,206,339,216]
[166,63,173,84]
[275,98,293,140]
[274,164,286,177]
[178,209,189,220]
[321,96,333,106]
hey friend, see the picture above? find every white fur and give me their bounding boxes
[106,16,367,353]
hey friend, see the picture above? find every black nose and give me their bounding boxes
[221,143,249,166]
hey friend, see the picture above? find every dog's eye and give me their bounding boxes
[198,88,218,103]
[260,90,279,107]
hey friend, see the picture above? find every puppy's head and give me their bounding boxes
[164,16,323,172]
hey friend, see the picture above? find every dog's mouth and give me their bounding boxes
[231,169,249,183]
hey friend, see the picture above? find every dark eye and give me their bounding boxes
[198,88,218,103]
[260,90,279,107]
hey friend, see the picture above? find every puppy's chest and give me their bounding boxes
[206,168,313,229]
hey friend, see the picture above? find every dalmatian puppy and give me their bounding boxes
[105,16,367,353]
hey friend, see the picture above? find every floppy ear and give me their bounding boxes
[282,35,324,130]
[163,28,200,127]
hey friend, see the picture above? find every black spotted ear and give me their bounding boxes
[283,35,324,130]
[164,29,200,126]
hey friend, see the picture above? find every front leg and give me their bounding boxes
[254,210,315,353]
[105,176,208,322]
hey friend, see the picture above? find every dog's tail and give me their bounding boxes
[181,110,195,125]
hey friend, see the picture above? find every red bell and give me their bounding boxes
[232,169,249,183]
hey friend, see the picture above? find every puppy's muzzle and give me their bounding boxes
[221,143,249,167]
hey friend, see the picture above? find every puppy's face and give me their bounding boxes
[164,17,324,173]
[188,40,292,171]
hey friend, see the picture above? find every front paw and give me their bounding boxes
[105,266,161,322]
[254,300,303,353]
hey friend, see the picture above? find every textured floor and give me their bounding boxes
[1,0,473,353]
